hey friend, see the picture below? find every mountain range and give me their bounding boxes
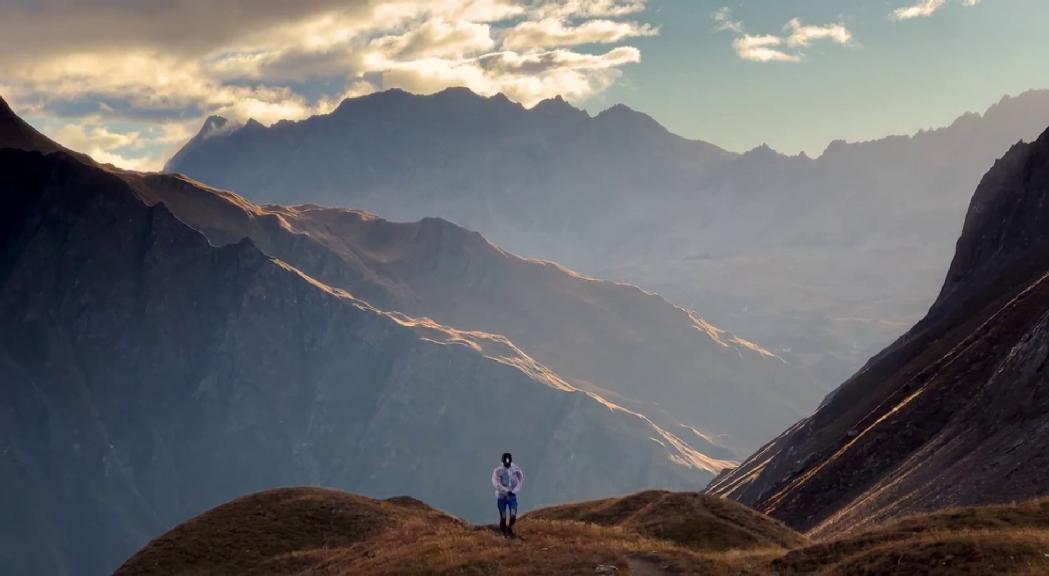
[10,83,1049,574]
[0,95,816,574]
[166,87,1049,387]
[708,124,1049,536]
[0,98,715,574]
[119,172,815,458]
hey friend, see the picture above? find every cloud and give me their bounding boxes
[732,35,799,63]
[380,47,641,106]
[713,9,853,63]
[711,7,743,34]
[784,19,852,48]
[0,0,657,170]
[501,18,657,50]
[535,0,648,19]
[892,0,981,20]
[893,0,947,20]
[370,18,496,60]
[37,115,196,171]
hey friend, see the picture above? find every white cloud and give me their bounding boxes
[893,0,947,20]
[534,0,648,19]
[370,18,496,60]
[733,35,800,63]
[1,0,657,170]
[713,9,853,63]
[892,0,982,20]
[502,18,657,51]
[40,115,196,171]
[380,47,641,106]
[784,19,852,48]
[711,7,743,34]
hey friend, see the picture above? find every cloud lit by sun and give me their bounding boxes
[0,0,658,170]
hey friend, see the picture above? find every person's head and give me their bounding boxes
[501,452,512,468]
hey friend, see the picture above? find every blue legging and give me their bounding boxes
[497,493,518,518]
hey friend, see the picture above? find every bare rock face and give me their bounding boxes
[707,126,1049,536]
[0,147,715,575]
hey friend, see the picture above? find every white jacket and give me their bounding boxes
[491,463,524,497]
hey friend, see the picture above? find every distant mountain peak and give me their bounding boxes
[487,91,513,105]
[191,114,241,142]
[434,86,484,99]
[934,124,1049,309]
[331,88,410,115]
[431,87,526,114]
[330,86,526,120]
[821,138,848,155]
[741,143,784,159]
[531,94,572,110]
[202,114,228,131]
[529,94,589,122]
[593,103,668,134]
[596,103,638,117]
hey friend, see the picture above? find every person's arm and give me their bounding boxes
[512,468,524,495]
[491,467,504,493]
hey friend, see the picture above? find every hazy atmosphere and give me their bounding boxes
[4,1,1049,575]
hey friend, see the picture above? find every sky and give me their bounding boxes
[1,0,1045,170]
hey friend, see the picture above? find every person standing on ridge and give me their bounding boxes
[491,452,524,538]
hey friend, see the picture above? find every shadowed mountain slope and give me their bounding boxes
[0,141,719,574]
[116,487,1049,575]
[708,126,1049,536]
[0,99,815,460]
[117,169,814,456]
[166,88,1049,387]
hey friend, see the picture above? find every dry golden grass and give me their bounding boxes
[774,499,1049,575]
[527,490,806,552]
[310,518,761,576]
[116,488,1049,575]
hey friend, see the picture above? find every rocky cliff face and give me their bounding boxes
[165,88,1049,388]
[0,145,717,575]
[707,126,1049,536]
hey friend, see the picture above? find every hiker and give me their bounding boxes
[491,452,524,538]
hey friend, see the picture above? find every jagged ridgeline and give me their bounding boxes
[167,87,1049,389]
